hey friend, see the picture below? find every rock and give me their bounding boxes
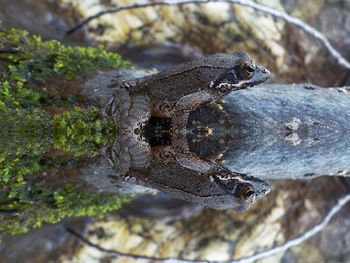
[60,0,350,86]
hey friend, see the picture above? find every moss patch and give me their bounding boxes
[0,25,132,235]
[0,180,132,234]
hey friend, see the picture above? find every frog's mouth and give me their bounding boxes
[210,174,270,202]
[214,79,260,93]
[211,65,270,96]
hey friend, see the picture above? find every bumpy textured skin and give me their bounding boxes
[104,51,271,210]
[123,146,269,211]
[122,51,270,118]
[104,88,151,175]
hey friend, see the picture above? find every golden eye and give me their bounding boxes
[240,185,256,202]
[240,61,256,78]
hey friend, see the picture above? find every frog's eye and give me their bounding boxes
[239,184,256,202]
[240,61,256,79]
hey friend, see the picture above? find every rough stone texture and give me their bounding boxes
[2,68,350,262]
[0,218,88,263]
[188,84,350,179]
[4,177,344,263]
[0,0,90,46]
[1,0,348,85]
[1,1,350,262]
[60,0,350,86]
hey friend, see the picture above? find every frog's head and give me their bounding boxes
[209,170,270,212]
[209,51,270,98]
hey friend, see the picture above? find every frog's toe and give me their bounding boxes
[211,153,223,160]
[122,172,137,183]
[211,103,224,110]
[100,96,115,118]
[120,80,136,92]
[211,153,226,163]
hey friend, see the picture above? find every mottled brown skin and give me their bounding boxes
[105,51,271,210]
[105,92,269,211]
[104,88,151,175]
[121,51,270,118]
[123,146,269,211]
[167,109,269,210]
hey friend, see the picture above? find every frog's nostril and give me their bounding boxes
[262,68,271,75]
[263,188,271,194]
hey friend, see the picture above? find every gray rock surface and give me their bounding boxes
[60,0,350,86]
[189,84,350,179]
[1,1,350,262]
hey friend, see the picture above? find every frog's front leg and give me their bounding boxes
[171,110,190,153]
[175,150,214,173]
[171,91,217,171]
[171,90,214,135]
[171,91,213,152]
[174,90,213,112]
[211,99,225,110]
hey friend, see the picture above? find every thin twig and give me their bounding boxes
[0,210,20,216]
[66,0,210,35]
[219,0,350,71]
[66,193,350,263]
[0,47,21,54]
[66,226,209,263]
[66,0,350,71]
[228,193,350,263]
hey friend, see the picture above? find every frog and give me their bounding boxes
[122,145,270,211]
[120,50,270,118]
[104,96,270,210]
[103,51,270,168]
[103,51,271,211]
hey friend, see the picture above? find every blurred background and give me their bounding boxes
[0,0,350,262]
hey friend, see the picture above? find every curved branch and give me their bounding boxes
[66,0,350,71]
[66,0,210,35]
[66,226,209,263]
[230,193,350,263]
[66,193,350,263]
[220,0,350,71]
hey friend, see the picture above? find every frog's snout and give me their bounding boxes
[258,65,270,76]
[262,187,270,195]
[259,184,271,196]
[262,67,270,75]
[252,65,270,84]
[251,179,270,198]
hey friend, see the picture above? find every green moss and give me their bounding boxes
[0,182,132,234]
[0,105,121,235]
[0,106,116,184]
[52,107,115,156]
[0,105,50,183]
[0,27,130,109]
[0,25,133,235]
